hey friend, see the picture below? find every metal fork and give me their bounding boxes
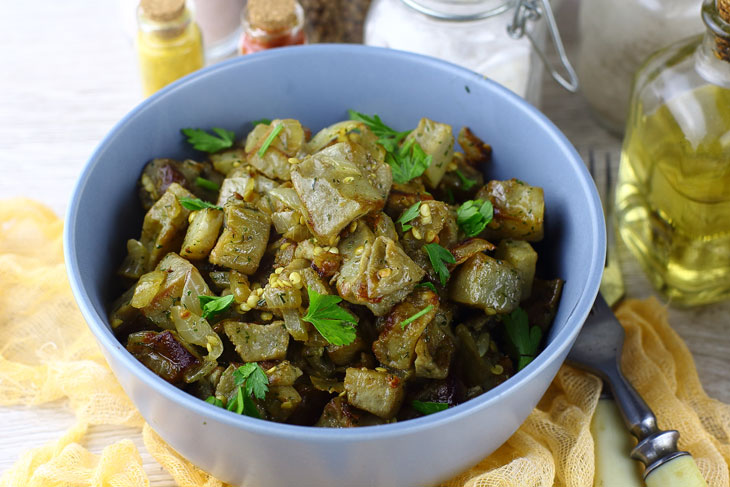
[588,150,625,307]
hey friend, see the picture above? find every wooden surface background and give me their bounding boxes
[1,0,728,484]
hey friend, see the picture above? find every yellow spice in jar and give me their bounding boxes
[136,5,204,96]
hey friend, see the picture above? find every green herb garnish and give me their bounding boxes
[454,169,477,190]
[233,363,270,400]
[423,243,456,286]
[198,294,234,319]
[386,138,432,184]
[302,287,357,346]
[416,282,438,293]
[181,127,235,153]
[503,307,542,370]
[257,123,284,157]
[456,199,494,237]
[348,110,410,152]
[400,304,434,329]
[348,110,431,183]
[178,197,222,211]
[397,201,421,232]
[411,400,448,415]
[251,118,272,126]
[225,363,270,418]
[195,177,220,191]
[203,363,269,418]
[204,396,224,407]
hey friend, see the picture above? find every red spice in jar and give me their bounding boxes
[239,0,307,54]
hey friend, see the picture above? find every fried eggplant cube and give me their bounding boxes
[477,179,545,242]
[449,252,522,314]
[223,320,289,362]
[344,367,405,419]
[209,201,270,274]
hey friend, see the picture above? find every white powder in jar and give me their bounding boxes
[364,0,543,102]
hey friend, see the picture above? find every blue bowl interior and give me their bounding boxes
[65,45,603,436]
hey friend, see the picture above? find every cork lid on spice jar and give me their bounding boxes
[140,0,186,22]
[247,0,298,33]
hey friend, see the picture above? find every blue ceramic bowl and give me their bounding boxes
[64,45,604,487]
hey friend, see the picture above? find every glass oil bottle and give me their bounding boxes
[616,0,730,305]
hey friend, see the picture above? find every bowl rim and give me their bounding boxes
[63,44,605,442]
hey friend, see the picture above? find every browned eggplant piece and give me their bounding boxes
[458,126,492,166]
[337,236,425,316]
[384,182,434,221]
[291,142,391,244]
[414,312,456,380]
[448,238,495,266]
[209,201,271,274]
[454,324,506,390]
[180,207,224,260]
[477,179,545,242]
[315,396,386,428]
[126,330,202,384]
[344,367,406,419]
[138,158,222,210]
[223,320,290,362]
[494,239,538,299]
[404,118,454,188]
[449,253,522,314]
[262,385,302,422]
[522,278,564,332]
[372,288,439,371]
[119,183,194,278]
[244,119,306,181]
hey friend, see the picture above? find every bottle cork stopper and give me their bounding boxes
[140,0,185,22]
[719,0,730,23]
[247,0,298,33]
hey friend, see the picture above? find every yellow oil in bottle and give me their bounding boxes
[616,84,730,305]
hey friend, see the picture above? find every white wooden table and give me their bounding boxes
[1,1,728,485]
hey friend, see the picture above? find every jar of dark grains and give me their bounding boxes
[299,0,372,43]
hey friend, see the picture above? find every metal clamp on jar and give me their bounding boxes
[364,0,578,106]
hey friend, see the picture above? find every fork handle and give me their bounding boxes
[644,454,707,487]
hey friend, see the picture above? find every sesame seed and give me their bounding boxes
[246,295,258,308]
[420,204,431,217]
[375,367,387,373]
[266,366,278,374]
[349,221,358,232]
[275,267,284,274]
[313,247,324,256]
[490,364,504,375]
[354,246,364,255]
[411,227,422,240]
[299,215,307,225]
[289,272,302,284]
[329,247,339,254]
[343,176,355,184]
[256,288,264,296]
[239,303,251,312]
[261,312,273,321]
[377,268,392,279]
[280,242,291,251]
[425,230,437,242]
[288,157,301,164]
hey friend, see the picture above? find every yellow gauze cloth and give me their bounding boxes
[0,198,728,487]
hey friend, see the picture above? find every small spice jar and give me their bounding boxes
[239,0,307,55]
[136,0,204,96]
